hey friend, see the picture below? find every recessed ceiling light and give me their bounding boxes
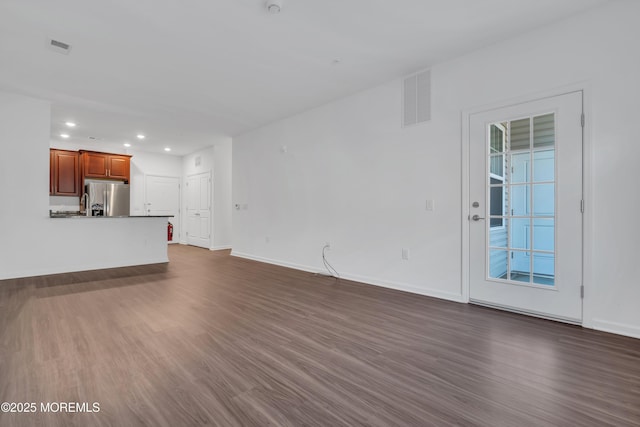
[124,143,131,147]
[65,121,76,127]
[60,133,70,139]
[164,147,171,152]
[137,134,145,139]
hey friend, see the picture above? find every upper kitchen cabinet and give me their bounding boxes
[80,151,131,182]
[50,149,81,196]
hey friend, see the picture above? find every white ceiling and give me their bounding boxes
[0,0,609,156]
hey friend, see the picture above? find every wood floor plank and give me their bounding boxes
[0,244,639,426]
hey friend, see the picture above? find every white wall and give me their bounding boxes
[182,140,233,249]
[0,92,168,280]
[232,1,640,338]
[213,140,233,249]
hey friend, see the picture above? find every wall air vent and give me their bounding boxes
[402,69,431,127]
[48,39,72,55]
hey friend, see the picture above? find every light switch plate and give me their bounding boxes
[426,199,435,211]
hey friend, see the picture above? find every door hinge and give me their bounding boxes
[581,113,585,128]
[580,285,584,299]
[580,199,584,213]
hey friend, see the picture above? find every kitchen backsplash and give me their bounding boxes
[50,195,81,212]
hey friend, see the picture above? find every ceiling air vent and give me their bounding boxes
[48,39,72,55]
[402,69,431,127]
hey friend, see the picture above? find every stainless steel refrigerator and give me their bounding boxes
[85,181,130,216]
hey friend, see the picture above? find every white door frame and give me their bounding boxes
[461,83,594,328]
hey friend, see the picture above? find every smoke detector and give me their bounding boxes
[266,0,283,14]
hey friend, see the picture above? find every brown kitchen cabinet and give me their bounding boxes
[80,151,131,182]
[50,149,81,196]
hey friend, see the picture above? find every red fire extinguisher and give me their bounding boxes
[167,221,174,242]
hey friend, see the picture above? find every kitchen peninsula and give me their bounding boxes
[34,147,172,280]
[0,93,171,282]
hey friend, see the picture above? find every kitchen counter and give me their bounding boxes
[1,213,171,281]
[50,215,174,218]
[49,211,173,218]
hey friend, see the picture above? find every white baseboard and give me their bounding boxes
[230,251,464,303]
[211,246,232,251]
[339,272,465,303]
[230,251,320,274]
[592,319,640,340]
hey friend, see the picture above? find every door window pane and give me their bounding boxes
[510,218,530,250]
[490,179,504,227]
[489,250,508,280]
[511,152,529,184]
[533,150,555,182]
[489,218,508,248]
[490,124,505,153]
[490,154,504,177]
[510,251,530,283]
[510,118,530,151]
[510,185,529,216]
[533,114,555,149]
[533,253,555,286]
[533,184,555,216]
[533,219,554,251]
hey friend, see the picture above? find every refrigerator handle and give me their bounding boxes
[104,189,108,216]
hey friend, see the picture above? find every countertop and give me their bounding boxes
[49,211,173,218]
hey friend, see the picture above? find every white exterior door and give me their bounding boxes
[186,172,211,248]
[145,175,180,243]
[469,91,583,323]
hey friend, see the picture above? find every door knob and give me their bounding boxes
[472,214,485,221]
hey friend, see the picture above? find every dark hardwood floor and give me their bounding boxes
[1,245,639,426]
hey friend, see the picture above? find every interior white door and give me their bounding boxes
[469,91,583,323]
[186,172,211,248]
[145,175,180,243]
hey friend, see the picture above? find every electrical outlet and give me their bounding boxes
[402,248,410,260]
